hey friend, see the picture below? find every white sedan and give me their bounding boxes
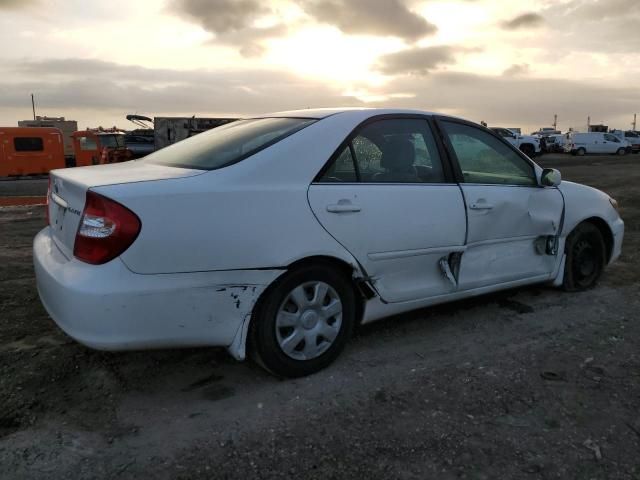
[34,108,624,377]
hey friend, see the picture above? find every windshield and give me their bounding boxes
[99,134,125,148]
[144,117,316,170]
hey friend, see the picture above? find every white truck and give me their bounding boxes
[543,134,566,153]
[564,132,630,156]
[490,127,541,157]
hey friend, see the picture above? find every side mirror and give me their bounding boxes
[541,168,561,187]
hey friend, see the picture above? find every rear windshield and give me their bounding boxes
[143,117,316,170]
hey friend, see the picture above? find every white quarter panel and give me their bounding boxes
[308,184,466,302]
[34,227,281,350]
[47,162,205,258]
[459,185,564,289]
[106,114,381,274]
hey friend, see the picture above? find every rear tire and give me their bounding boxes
[249,264,356,378]
[562,223,606,291]
[576,147,586,156]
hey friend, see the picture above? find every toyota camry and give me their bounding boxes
[34,108,624,377]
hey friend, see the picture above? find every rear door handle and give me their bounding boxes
[327,203,361,213]
[469,202,494,210]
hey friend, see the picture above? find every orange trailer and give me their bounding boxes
[72,130,133,167]
[0,127,65,177]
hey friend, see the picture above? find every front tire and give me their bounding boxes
[576,147,586,156]
[617,147,626,156]
[249,264,356,377]
[563,223,606,291]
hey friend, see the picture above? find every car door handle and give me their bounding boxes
[469,202,494,210]
[327,203,361,213]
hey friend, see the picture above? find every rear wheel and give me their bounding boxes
[617,147,626,156]
[249,264,356,377]
[576,147,586,156]
[563,223,606,291]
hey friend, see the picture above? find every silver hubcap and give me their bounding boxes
[275,281,342,361]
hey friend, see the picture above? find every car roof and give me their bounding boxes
[254,107,444,120]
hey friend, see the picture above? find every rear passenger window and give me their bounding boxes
[13,137,44,152]
[320,146,357,182]
[318,118,446,183]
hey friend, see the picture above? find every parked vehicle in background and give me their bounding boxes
[124,115,155,158]
[610,130,640,153]
[542,134,566,153]
[34,108,624,377]
[0,127,65,177]
[124,130,155,158]
[532,127,561,136]
[564,132,629,156]
[18,116,78,167]
[72,130,134,167]
[490,127,541,157]
[153,117,237,150]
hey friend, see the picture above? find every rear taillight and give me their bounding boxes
[73,191,141,265]
[45,175,51,225]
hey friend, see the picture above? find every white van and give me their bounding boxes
[564,132,629,156]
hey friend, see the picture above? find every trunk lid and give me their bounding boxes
[47,161,203,258]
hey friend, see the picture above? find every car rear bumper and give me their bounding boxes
[33,227,281,351]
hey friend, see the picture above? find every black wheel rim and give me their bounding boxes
[571,238,600,287]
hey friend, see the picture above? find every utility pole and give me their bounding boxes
[587,116,591,131]
[31,93,36,120]
[633,113,637,131]
[552,114,557,130]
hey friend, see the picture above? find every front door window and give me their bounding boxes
[441,121,536,186]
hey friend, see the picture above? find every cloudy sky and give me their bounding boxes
[1,0,639,133]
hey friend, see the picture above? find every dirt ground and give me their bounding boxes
[1,154,639,479]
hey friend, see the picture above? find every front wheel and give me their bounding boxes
[617,148,626,156]
[563,223,606,291]
[576,147,586,156]
[249,264,356,377]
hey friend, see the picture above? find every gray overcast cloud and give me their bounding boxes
[0,0,638,132]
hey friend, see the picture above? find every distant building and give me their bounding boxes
[588,124,608,133]
[18,116,78,160]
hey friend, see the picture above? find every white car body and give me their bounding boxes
[564,132,630,155]
[490,128,541,155]
[34,109,624,366]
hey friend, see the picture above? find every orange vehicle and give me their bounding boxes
[72,130,133,167]
[0,127,65,177]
